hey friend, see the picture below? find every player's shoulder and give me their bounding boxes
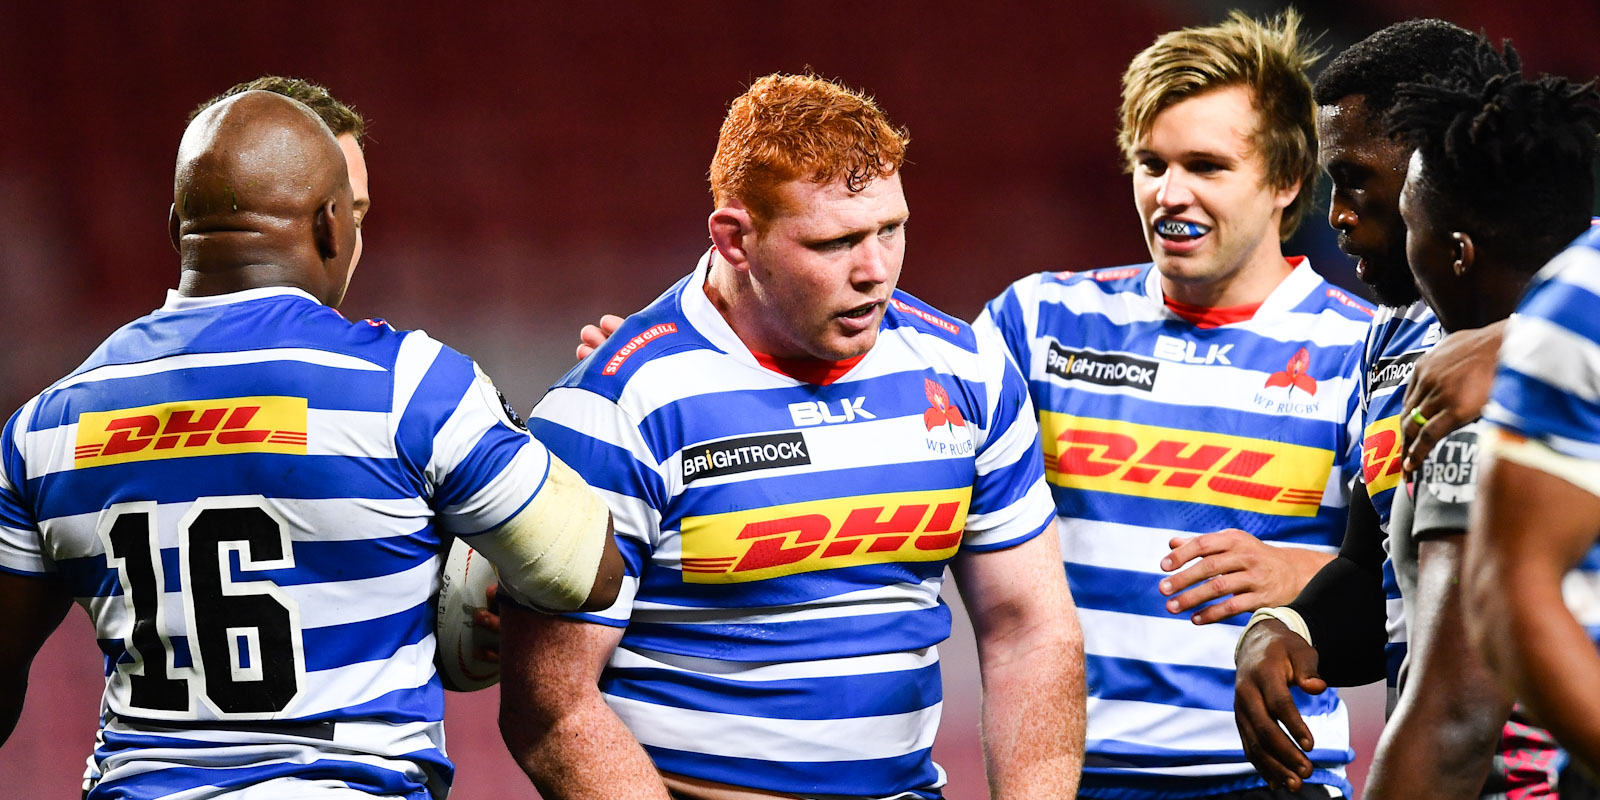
[555,275,716,401]
[1033,263,1153,295]
[1284,271,1375,324]
[881,289,976,352]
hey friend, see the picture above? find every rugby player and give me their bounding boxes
[1457,54,1600,776]
[0,91,622,799]
[502,73,1085,800]
[1228,18,1568,793]
[979,11,1371,799]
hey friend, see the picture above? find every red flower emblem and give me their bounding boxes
[923,378,967,431]
[1264,347,1318,396]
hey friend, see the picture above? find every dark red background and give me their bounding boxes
[2,2,1595,797]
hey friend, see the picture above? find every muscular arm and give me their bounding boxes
[1466,455,1600,774]
[952,522,1084,799]
[498,605,669,800]
[0,571,73,745]
[1286,484,1389,686]
[1366,534,1508,799]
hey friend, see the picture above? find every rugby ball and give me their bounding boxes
[435,537,501,691]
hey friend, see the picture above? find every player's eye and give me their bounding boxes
[1138,158,1167,176]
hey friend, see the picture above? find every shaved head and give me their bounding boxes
[170,90,358,306]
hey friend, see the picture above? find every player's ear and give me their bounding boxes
[1452,231,1475,277]
[168,204,181,254]
[313,198,346,263]
[709,202,757,271]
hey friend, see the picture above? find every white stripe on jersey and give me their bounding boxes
[51,347,386,394]
[1501,314,1600,405]
[608,694,942,762]
[1076,607,1243,670]
[609,645,940,682]
[1087,696,1349,761]
[632,577,944,625]
[1060,519,1337,575]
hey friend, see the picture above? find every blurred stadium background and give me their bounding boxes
[2,1,1596,796]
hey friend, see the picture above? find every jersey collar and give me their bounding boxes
[160,286,321,312]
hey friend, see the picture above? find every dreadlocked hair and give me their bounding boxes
[1389,39,1600,269]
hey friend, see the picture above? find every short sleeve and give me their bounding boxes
[528,386,666,626]
[1410,427,1480,540]
[961,322,1056,553]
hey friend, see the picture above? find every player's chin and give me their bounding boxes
[820,325,878,360]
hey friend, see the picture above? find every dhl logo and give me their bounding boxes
[1039,412,1333,517]
[1361,414,1404,497]
[73,396,308,468]
[677,488,970,583]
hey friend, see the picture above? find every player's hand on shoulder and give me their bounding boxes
[576,314,625,361]
[1234,618,1323,791]
[1158,529,1327,624]
[1401,322,1503,473]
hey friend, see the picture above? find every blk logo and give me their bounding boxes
[789,397,875,427]
[1154,335,1233,365]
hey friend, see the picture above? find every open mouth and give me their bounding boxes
[1155,219,1212,243]
[838,302,880,320]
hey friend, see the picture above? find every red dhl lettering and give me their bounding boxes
[74,397,308,468]
[1039,412,1334,517]
[603,323,678,376]
[678,488,970,583]
[1362,414,1405,496]
[889,299,961,334]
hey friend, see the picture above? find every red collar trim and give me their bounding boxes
[1163,297,1263,328]
[1162,257,1302,327]
[751,351,865,386]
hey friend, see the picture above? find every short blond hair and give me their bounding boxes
[710,73,909,223]
[1118,10,1321,240]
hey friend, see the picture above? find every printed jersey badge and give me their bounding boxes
[1253,347,1321,416]
[922,378,974,457]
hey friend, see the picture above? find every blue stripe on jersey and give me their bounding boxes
[393,346,476,492]
[301,600,431,672]
[299,682,444,725]
[623,603,953,663]
[637,371,989,466]
[1504,273,1600,335]
[528,418,668,509]
[601,661,941,720]
[32,362,392,426]
[89,757,432,800]
[32,454,415,520]
[431,425,535,512]
[1492,367,1600,447]
[635,559,947,610]
[1035,312,1357,384]
[642,744,940,800]
[1068,564,1245,626]
[1087,654,1338,716]
[985,282,1037,373]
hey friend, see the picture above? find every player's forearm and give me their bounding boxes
[501,690,669,800]
[1493,575,1600,772]
[977,616,1086,798]
[1286,555,1388,685]
[0,674,25,746]
[1366,538,1508,800]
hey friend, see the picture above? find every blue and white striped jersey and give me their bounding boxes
[528,253,1056,799]
[1358,300,1441,685]
[980,260,1371,799]
[1484,224,1600,646]
[0,287,555,800]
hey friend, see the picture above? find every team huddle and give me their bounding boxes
[1,9,1599,800]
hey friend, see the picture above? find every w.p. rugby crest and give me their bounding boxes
[1252,347,1321,416]
[922,378,974,456]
